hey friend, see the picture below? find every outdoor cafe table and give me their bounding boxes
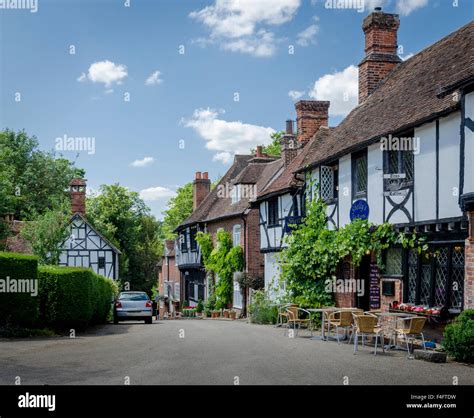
[372,311,417,351]
[307,307,361,341]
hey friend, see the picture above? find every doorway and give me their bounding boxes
[356,255,371,311]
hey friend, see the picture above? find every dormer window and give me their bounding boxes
[231,184,241,204]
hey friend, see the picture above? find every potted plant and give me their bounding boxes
[211,310,221,318]
[229,310,237,320]
[196,299,204,318]
[223,309,230,319]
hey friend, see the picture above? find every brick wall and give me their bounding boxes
[358,10,400,103]
[158,255,180,318]
[379,278,403,312]
[464,211,474,309]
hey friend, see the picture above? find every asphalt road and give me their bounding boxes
[0,319,472,385]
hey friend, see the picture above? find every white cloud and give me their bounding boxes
[139,186,176,201]
[183,108,275,163]
[288,90,305,101]
[130,157,155,168]
[296,23,319,47]
[309,65,358,117]
[78,60,128,87]
[145,70,163,86]
[189,0,301,57]
[396,0,428,16]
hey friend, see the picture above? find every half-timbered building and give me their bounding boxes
[57,179,121,280]
[175,150,281,313]
[258,9,474,313]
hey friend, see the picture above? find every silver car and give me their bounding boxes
[113,291,153,324]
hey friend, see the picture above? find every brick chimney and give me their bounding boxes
[70,178,87,216]
[193,171,211,210]
[295,100,330,143]
[358,7,401,103]
[280,120,298,167]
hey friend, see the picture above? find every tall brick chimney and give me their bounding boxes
[358,7,401,103]
[193,171,211,210]
[70,178,87,216]
[295,100,330,143]
[280,120,298,167]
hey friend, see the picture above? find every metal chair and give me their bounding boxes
[326,311,353,343]
[351,313,385,355]
[394,317,427,357]
[285,306,312,337]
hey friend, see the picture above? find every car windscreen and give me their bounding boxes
[118,293,149,301]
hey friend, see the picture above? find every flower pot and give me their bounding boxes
[229,311,236,320]
[223,310,229,318]
[211,311,220,319]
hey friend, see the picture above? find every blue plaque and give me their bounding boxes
[350,199,369,221]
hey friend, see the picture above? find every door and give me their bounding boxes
[356,255,371,311]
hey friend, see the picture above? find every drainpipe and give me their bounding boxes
[240,212,248,317]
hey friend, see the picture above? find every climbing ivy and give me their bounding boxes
[278,196,428,308]
[196,229,244,309]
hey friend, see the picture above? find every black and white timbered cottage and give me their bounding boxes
[57,179,121,280]
[258,10,474,313]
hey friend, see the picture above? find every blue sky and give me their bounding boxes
[1,0,472,218]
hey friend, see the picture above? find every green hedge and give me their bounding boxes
[38,266,118,329]
[0,252,39,326]
[443,309,474,364]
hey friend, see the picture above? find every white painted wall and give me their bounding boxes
[367,143,384,225]
[264,252,284,300]
[414,120,437,221]
[338,154,351,228]
[464,91,474,195]
[438,112,463,219]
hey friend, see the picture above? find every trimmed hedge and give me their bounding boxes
[38,266,118,329]
[443,309,474,364]
[0,252,39,326]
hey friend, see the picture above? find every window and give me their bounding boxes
[320,163,338,202]
[231,184,241,204]
[233,278,243,309]
[233,224,241,247]
[384,248,403,276]
[268,197,279,227]
[190,226,198,251]
[180,232,188,252]
[98,257,106,269]
[405,246,464,311]
[352,150,367,199]
[384,149,414,189]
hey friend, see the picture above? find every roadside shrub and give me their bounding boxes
[196,299,204,313]
[0,252,39,326]
[38,266,117,329]
[443,309,474,364]
[248,290,278,325]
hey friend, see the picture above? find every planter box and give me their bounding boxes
[414,349,447,363]
[211,311,220,319]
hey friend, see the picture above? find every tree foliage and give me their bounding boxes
[196,230,243,309]
[0,130,84,221]
[161,182,193,239]
[251,131,284,157]
[20,200,70,265]
[86,184,162,293]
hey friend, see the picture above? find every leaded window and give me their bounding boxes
[320,164,338,202]
[352,150,367,199]
[385,248,403,276]
[268,197,279,227]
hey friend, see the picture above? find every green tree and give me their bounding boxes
[251,131,284,157]
[0,129,84,220]
[86,184,161,293]
[161,182,193,239]
[20,201,70,264]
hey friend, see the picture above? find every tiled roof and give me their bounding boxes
[296,21,473,172]
[176,154,282,229]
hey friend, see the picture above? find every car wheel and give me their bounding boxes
[145,317,152,324]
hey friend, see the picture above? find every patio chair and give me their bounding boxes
[351,313,385,355]
[277,303,298,327]
[326,311,353,343]
[394,317,427,356]
[285,306,312,337]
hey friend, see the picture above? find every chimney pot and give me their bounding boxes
[193,171,211,210]
[256,146,263,157]
[285,120,294,135]
[295,100,330,143]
